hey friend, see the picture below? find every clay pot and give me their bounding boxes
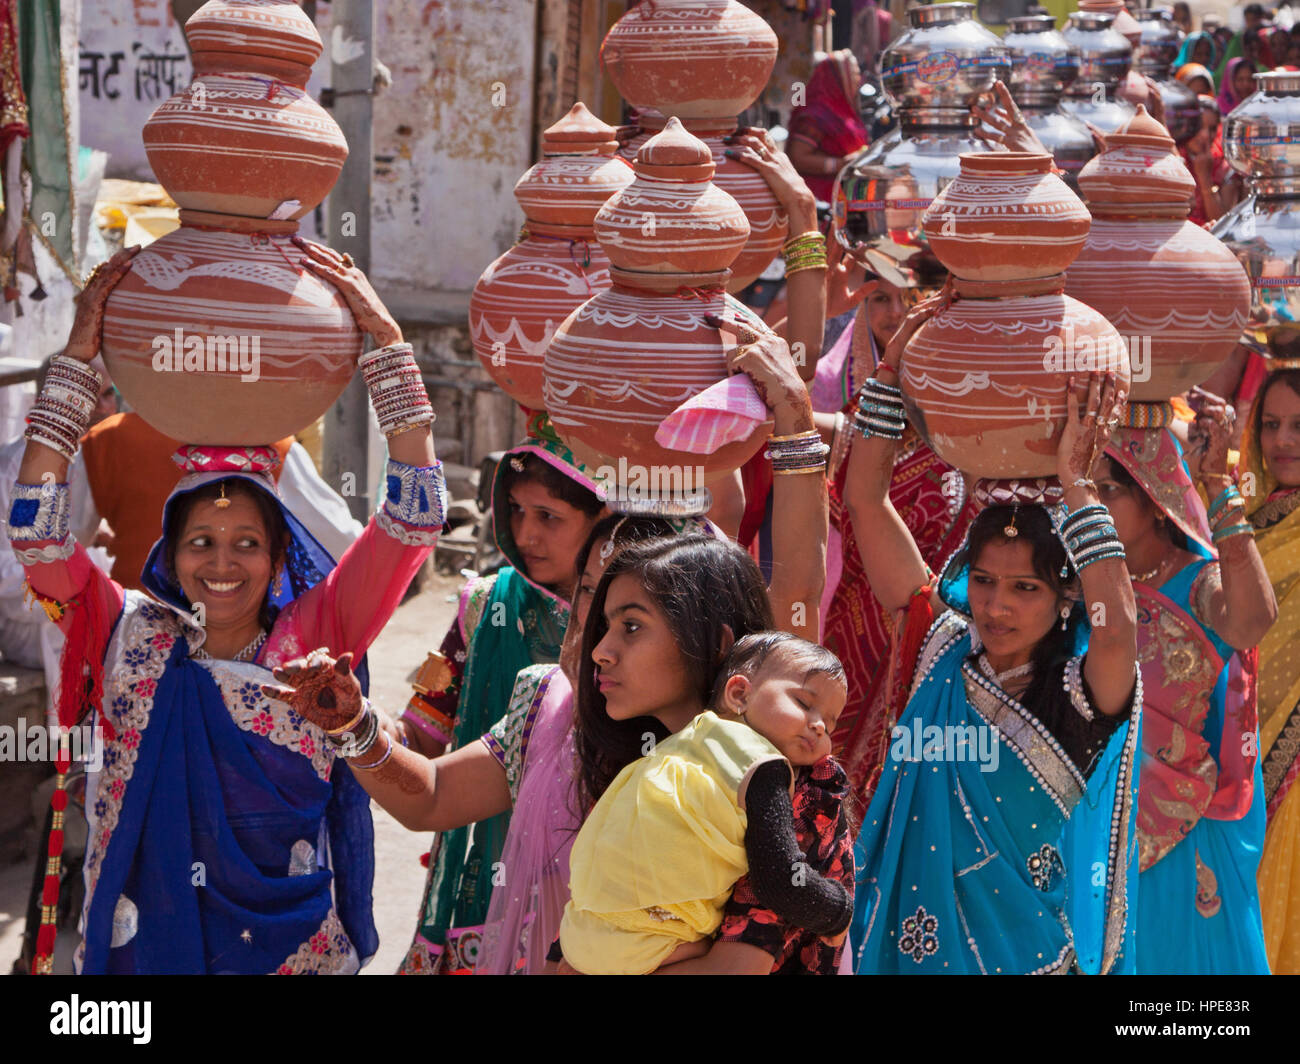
[143,0,346,219]
[1079,0,1142,44]
[922,153,1091,282]
[622,111,788,291]
[902,278,1129,478]
[544,119,768,494]
[101,213,363,445]
[600,0,778,121]
[1066,107,1250,399]
[471,103,632,410]
[902,150,1130,480]
[595,117,749,275]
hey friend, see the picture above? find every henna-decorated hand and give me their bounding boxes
[704,313,810,430]
[292,237,402,347]
[972,82,1048,155]
[1058,372,1125,485]
[65,247,142,361]
[1188,387,1235,484]
[260,649,364,733]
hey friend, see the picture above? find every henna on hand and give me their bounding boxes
[260,649,364,732]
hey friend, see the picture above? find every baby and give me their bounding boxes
[561,632,853,974]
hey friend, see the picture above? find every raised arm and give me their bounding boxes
[1063,374,1139,718]
[841,290,949,615]
[709,317,827,641]
[725,130,827,382]
[287,241,444,659]
[1192,393,1277,648]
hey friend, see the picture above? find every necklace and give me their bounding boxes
[193,629,268,663]
[978,653,1033,687]
[1130,556,1167,584]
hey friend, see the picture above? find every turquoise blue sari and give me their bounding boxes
[852,612,1141,974]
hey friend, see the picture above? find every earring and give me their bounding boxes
[272,566,285,598]
[1059,604,1070,631]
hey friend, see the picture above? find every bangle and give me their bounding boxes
[782,231,825,257]
[1212,521,1253,544]
[352,732,395,771]
[1207,485,1242,522]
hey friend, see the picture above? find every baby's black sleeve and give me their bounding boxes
[742,760,853,937]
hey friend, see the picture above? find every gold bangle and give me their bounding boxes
[769,429,822,443]
[772,464,827,476]
[782,231,825,254]
[327,704,370,738]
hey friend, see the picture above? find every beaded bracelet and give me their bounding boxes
[1060,503,1108,533]
[766,429,830,473]
[1073,542,1126,570]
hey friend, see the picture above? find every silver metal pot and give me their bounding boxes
[1133,9,1199,143]
[1059,11,1137,134]
[1003,15,1094,188]
[833,3,1009,283]
[1213,73,1300,359]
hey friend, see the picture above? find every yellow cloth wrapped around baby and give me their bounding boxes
[560,711,786,975]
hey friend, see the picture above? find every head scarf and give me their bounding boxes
[141,445,336,616]
[1218,56,1256,113]
[1175,61,1216,94]
[1241,368,1300,519]
[790,50,870,161]
[1105,427,1215,556]
[1175,31,1220,71]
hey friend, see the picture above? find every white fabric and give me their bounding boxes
[275,442,365,562]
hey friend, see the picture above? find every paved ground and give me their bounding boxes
[0,571,463,976]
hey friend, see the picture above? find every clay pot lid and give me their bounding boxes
[543,102,620,155]
[635,117,716,181]
[185,0,323,70]
[1105,104,1175,150]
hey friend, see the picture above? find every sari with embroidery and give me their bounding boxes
[7,447,445,973]
[1107,427,1268,973]
[851,527,1142,975]
[399,420,601,974]
[1242,403,1300,973]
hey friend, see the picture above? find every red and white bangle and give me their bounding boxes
[359,342,435,439]
[24,356,101,460]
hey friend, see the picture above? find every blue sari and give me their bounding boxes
[852,611,1140,974]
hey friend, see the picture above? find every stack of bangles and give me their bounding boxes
[852,376,906,440]
[359,342,436,439]
[765,428,829,475]
[324,698,393,769]
[1060,503,1126,571]
[783,231,827,277]
[25,355,101,460]
[1205,481,1254,544]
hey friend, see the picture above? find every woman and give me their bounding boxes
[787,50,869,202]
[8,242,447,974]
[1175,62,1215,97]
[395,415,604,974]
[266,322,831,975]
[819,281,975,804]
[1175,30,1219,72]
[843,293,1141,974]
[1103,407,1275,973]
[1218,56,1258,116]
[1242,368,1300,973]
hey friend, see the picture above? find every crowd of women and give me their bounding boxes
[7,37,1300,974]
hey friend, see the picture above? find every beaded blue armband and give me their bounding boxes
[7,482,70,543]
[377,459,448,546]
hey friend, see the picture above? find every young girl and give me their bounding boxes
[559,556,853,974]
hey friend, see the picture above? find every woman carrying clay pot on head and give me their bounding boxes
[264,323,836,975]
[842,292,1142,974]
[8,241,449,974]
[1239,368,1300,974]
[1100,397,1276,973]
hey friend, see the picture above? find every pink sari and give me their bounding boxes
[479,666,579,974]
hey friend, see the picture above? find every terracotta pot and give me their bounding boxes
[622,111,788,291]
[101,213,363,445]
[1066,107,1250,399]
[1079,0,1142,44]
[143,0,345,219]
[595,117,749,275]
[902,278,1130,478]
[544,119,769,498]
[471,104,632,410]
[600,0,778,121]
[922,153,1091,282]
